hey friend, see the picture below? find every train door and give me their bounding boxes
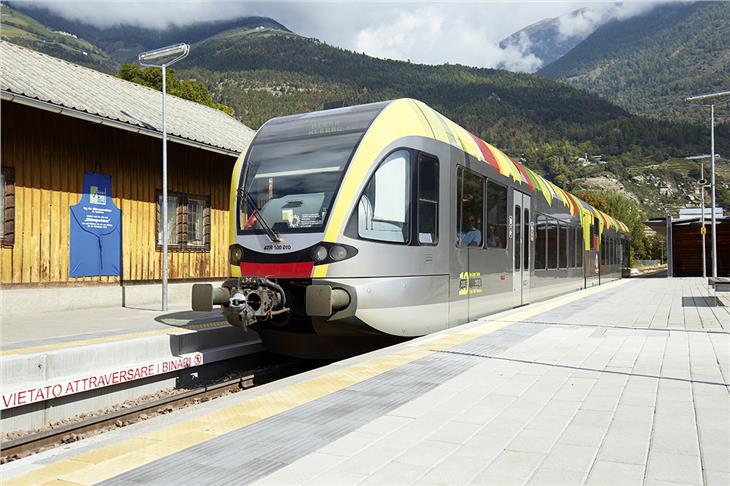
[449,166,471,325]
[512,191,531,306]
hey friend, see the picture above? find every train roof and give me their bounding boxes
[264,98,629,234]
[386,99,629,234]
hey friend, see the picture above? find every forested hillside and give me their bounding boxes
[539,2,730,123]
[0,3,114,71]
[2,1,728,217]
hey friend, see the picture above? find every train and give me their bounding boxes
[192,99,631,358]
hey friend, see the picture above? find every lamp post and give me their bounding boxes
[684,154,720,278]
[686,91,730,279]
[139,43,189,311]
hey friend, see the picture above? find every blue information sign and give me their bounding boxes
[69,172,122,277]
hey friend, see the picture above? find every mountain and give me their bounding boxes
[178,30,729,214]
[539,2,730,123]
[0,3,114,71]
[1,2,728,216]
[499,9,594,70]
[3,1,290,68]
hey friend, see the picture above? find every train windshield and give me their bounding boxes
[238,102,387,235]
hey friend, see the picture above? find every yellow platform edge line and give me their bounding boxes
[5,279,629,486]
[1,321,227,357]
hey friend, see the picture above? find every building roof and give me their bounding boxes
[644,214,730,236]
[0,41,254,156]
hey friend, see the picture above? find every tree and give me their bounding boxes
[117,64,234,116]
[574,190,649,266]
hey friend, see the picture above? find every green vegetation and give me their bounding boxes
[4,1,728,217]
[179,32,729,214]
[117,64,234,116]
[574,190,664,264]
[0,3,114,71]
[539,2,730,124]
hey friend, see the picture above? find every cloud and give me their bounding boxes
[10,1,670,72]
[557,2,663,40]
[352,4,546,71]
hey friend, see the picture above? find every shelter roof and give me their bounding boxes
[0,41,253,156]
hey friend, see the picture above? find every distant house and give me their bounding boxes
[0,41,254,286]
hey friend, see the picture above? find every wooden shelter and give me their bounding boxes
[0,42,254,286]
[645,210,729,277]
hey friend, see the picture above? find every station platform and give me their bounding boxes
[2,277,729,485]
[1,302,262,432]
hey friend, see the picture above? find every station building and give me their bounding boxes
[0,42,253,300]
[645,208,730,277]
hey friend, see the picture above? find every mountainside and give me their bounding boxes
[0,3,114,71]
[539,1,730,123]
[499,9,593,69]
[1,2,728,216]
[4,1,290,68]
[183,31,729,214]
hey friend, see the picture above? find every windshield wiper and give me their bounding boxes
[239,189,281,243]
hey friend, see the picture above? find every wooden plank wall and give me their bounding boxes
[672,222,730,277]
[0,101,235,285]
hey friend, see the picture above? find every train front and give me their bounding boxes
[192,101,406,358]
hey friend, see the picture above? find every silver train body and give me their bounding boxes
[192,99,630,358]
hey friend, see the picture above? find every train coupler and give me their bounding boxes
[192,277,290,330]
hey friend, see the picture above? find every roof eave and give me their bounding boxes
[2,90,242,157]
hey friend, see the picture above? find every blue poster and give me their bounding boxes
[69,172,122,277]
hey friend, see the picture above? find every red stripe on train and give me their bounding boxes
[240,261,314,278]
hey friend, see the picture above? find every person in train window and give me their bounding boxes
[460,216,482,246]
[486,225,502,248]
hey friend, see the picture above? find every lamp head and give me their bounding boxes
[138,43,189,66]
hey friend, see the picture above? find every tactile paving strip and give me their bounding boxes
[102,322,547,485]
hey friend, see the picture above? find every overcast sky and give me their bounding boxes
[14,1,672,71]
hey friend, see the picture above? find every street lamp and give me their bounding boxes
[139,43,190,311]
[686,90,730,279]
[684,154,721,278]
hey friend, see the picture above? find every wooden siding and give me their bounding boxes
[0,101,235,285]
[672,222,730,277]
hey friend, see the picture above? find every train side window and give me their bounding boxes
[547,218,558,269]
[457,169,484,247]
[417,154,439,245]
[524,207,530,270]
[611,238,616,265]
[358,150,411,243]
[486,181,507,248]
[558,221,567,269]
[514,204,521,270]
[535,214,547,270]
[576,223,583,268]
[567,225,573,268]
[609,238,613,265]
[600,235,606,265]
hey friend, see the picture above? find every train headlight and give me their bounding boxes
[328,245,348,261]
[229,245,244,265]
[312,245,329,263]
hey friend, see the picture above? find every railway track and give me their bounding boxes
[1,358,315,462]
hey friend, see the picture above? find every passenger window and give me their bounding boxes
[457,168,484,247]
[524,207,530,270]
[486,181,507,248]
[514,204,521,270]
[576,223,583,268]
[559,221,567,269]
[358,150,411,243]
[417,155,439,245]
[535,214,547,270]
[600,235,606,265]
[547,218,558,269]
